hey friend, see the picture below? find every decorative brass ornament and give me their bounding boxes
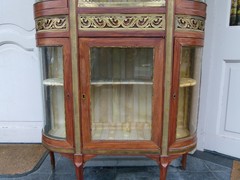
[78,0,165,7]
[175,15,205,32]
[79,14,165,30]
[35,16,68,32]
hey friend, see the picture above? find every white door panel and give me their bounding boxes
[198,0,240,158]
[0,0,43,142]
[221,61,240,137]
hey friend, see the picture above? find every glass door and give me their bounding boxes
[80,38,164,150]
[38,38,74,150]
[90,47,153,141]
[169,38,203,147]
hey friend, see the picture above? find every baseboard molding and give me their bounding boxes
[0,122,42,143]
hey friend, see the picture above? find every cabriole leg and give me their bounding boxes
[49,151,55,170]
[74,154,84,180]
[159,157,170,180]
[160,164,169,180]
[181,153,188,170]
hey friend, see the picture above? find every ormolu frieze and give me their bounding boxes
[78,0,165,7]
[175,15,205,32]
[35,16,68,32]
[79,14,165,30]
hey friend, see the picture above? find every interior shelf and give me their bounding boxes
[92,122,151,140]
[91,81,153,86]
[43,78,63,86]
[91,79,196,87]
[179,78,196,87]
[42,78,196,87]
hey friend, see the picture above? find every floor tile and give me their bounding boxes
[49,173,76,180]
[180,156,210,172]
[168,172,217,180]
[53,156,75,175]
[211,171,231,180]
[84,167,117,180]
[204,160,232,172]
[192,151,234,168]
[34,156,54,174]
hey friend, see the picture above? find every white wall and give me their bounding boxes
[0,0,43,142]
[197,0,215,151]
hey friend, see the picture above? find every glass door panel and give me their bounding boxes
[90,47,153,141]
[176,46,203,139]
[40,46,66,139]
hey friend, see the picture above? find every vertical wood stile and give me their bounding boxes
[162,0,175,155]
[69,0,81,153]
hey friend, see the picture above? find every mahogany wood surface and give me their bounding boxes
[78,31,166,38]
[34,0,68,11]
[78,7,166,14]
[181,153,188,170]
[176,0,207,17]
[74,154,84,180]
[35,8,69,18]
[42,135,74,152]
[36,32,70,39]
[34,0,68,18]
[49,151,55,170]
[174,31,205,39]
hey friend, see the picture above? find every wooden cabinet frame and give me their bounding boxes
[79,38,165,151]
[34,0,207,179]
[37,38,74,153]
[169,38,204,152]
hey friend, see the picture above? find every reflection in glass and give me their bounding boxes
[40,47,66,139]
[176,47,202,139]
[230,0,240,26]
[90,48,153,140]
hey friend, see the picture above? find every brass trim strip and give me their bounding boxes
[162,0,175,156]
[79,14,165,31]
[35,16,69,32]
[78,0,165,7]
[175,15,205,32]
[168,143,197,154]
[69,1,81,154]
[42,143,75,154]
[82,149,160,155]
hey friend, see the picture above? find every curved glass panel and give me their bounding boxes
[90,47,153,140]
[78,0,165,7]
[176,46,202,139]
[40,47,66,139]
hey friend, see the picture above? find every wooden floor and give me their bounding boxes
[231,160,240,180]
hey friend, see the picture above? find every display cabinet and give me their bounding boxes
[34,0,206,179]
